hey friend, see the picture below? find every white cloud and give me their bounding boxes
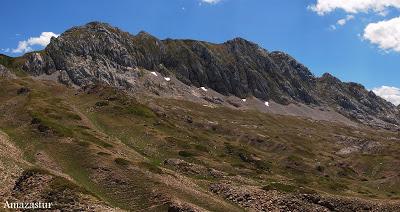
[363,17,400,52]
[309,1,400,53]
[337,19,347,26]
[1,48,10,53]
[309,0,400,15]
[200,0,222,4]
[12,32,59,54]
[372,86,400,105]
[337,15,355,26]
[330,15,355,30]
[13,41,32,54]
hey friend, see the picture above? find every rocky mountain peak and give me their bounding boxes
[17,22,400,128]
[80,21,121,33]
[319,73,341,84]
[136,30,153,37]
[223,37,263,54]
[57,21,123,41]
[225,37,257,45]
[321,72,337,79]
[85,21,111,27]
[269,51,315,81]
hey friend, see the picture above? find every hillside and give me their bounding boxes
[0,22,400,211]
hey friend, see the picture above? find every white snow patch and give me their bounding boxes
[265,101,270,107]
[242,99,247,102]
[201,87,208,91]
[164,77,171,81]
[151,72,158,76]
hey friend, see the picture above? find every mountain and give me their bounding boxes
[19,22,399,129]
[1,22,400,211]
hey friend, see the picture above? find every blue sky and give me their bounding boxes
[1,0,400,103]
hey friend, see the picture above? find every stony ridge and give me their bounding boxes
[17,22,400,127]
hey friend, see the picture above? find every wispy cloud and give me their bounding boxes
[372,86,400,105]
[338,15,354,26]
[200,0,222,4]
[12,32,59,54]
[330,15,355,30]
[1,48,10,53]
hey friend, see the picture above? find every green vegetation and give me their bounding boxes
[178,150,195,158]
[0,54,13,67]
[95,101,109,107]
[97,151,111,156]
[0,54,28,77]
[126,105,156,118]
[114,158,130,166]
[138,161,163,174]
[262,182,297,193]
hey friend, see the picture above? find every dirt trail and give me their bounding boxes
[0,130,22,160]
[0,130,26,201]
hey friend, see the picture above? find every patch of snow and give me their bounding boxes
[202,104,215,108]
[265,101,269,107]
[242,99,247,102]
[151,72,158,76]
[337,146,360,155]
[164,77,171,82]
[201,87,208,92]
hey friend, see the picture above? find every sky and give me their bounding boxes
[1,0,400,104]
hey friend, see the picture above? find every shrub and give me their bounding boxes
[95,101,109,107]
[178,150,195,157]
[115,158,130,166]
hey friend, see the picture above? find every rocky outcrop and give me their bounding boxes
[20,22,400,127]
[23,22,320,104]
[22,52,56,76]
[164,158,225,178]
[317,73,399,127]
[0,64,15,79]
[210,183,400,211]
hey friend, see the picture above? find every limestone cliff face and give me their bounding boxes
[0,64,15,79]
[21,22,399,126]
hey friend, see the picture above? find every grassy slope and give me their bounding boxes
[0,75,399,210]
[0,77,241,211]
